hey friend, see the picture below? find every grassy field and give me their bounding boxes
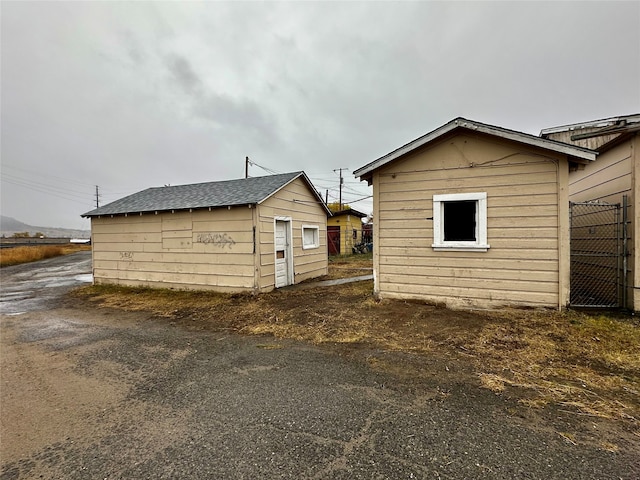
[72,255,639,432]
[0,244,91,268]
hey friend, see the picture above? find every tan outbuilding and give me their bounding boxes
[326,208,367,255]
[541,114,639,311]
[82,172,329,293]
[354,118,597,310]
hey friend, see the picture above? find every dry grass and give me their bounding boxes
[467,310,640,422]
[71,262,639,425]
[324,253,373,280]
[0,244,91,267]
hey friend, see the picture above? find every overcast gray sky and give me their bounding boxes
[1,1,638,230]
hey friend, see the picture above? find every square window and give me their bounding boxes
[302,225,320,249]
[432,193,489,251]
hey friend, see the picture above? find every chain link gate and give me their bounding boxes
[569,200,627,308]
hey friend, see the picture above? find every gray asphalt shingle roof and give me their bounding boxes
[82,172,309,217]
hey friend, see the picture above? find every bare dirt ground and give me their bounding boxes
[1,252,639,479]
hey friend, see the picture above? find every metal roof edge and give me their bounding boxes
[540,113,640,135]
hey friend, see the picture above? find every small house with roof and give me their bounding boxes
[354,117,597,310]
[326,208,367,255]
[82,172,329,293]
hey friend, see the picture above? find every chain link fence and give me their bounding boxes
[569,201,625,307]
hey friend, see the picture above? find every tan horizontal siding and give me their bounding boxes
[373,133,563,308]
[378,245,559,262]
[380,254,558,270]
[380,271,557,293]
[93,250,255,265]
[380,225,558,239]
[92,208,257,292]
[380,284,557,307]
[94,268,253,288]
[378,236,558,250]
[91,221,161,234]
[379,169,557,193]
[257,177,328,289]
[380,264,556,284]
[93,277,247,293]
[569,144,632,202]
[192,219,252,232]
[94,260,253,277]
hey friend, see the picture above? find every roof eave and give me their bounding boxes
[82,202,259,218]
[354,118,597,180]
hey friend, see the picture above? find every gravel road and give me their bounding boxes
[1,252,637,479]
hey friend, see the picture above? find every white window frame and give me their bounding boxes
[301,224,320,250]
[432,192,489,252]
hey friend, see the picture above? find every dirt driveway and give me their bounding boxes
[1,252,638,479]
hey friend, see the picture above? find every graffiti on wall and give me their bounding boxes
[196,233,236,250]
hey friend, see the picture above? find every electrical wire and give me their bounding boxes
[2,163,97,188]
[2,178,94,206]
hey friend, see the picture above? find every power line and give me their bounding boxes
[2,172,95,199]
[1,178,94,206]
[245,157,280,177]
[2,163,97,188]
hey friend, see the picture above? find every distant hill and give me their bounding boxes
[0,215,90,239]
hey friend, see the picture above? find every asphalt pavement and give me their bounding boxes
[1,253,637,479]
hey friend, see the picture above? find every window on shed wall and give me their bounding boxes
[302,225,320,249]
[432,192,489,251]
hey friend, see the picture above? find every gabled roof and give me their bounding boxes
[82,171,330,217]
[330,208,367,218]
[354,117,597,183]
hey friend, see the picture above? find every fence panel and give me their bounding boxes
[569,202,623,307]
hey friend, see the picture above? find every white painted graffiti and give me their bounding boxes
[196,233,236,249]
[120,251,134,261]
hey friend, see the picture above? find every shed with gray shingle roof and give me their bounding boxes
[82,172,329,293]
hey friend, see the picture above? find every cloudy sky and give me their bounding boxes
[1,1,638,230]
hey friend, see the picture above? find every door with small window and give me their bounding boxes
[274,219,292,287]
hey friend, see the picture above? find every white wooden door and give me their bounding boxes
[275,220,292,287]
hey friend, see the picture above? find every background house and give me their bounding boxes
[541,114,639,311]
[354,118,596,310]
[326,208,367,255]
[82,172,329,293]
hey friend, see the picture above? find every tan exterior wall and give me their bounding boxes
[257,177,328,291]
[568,136,638,311]
[327,214,363,254]
[372,132,568,309]
[91,208,256,292]
[91,178,328,293]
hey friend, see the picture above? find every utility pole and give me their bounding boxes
[325,189,329,205]
[95,185,100,208]
[245,156,250,178]
[333,168,348,210]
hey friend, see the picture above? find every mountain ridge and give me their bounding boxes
[1,215,90,238]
